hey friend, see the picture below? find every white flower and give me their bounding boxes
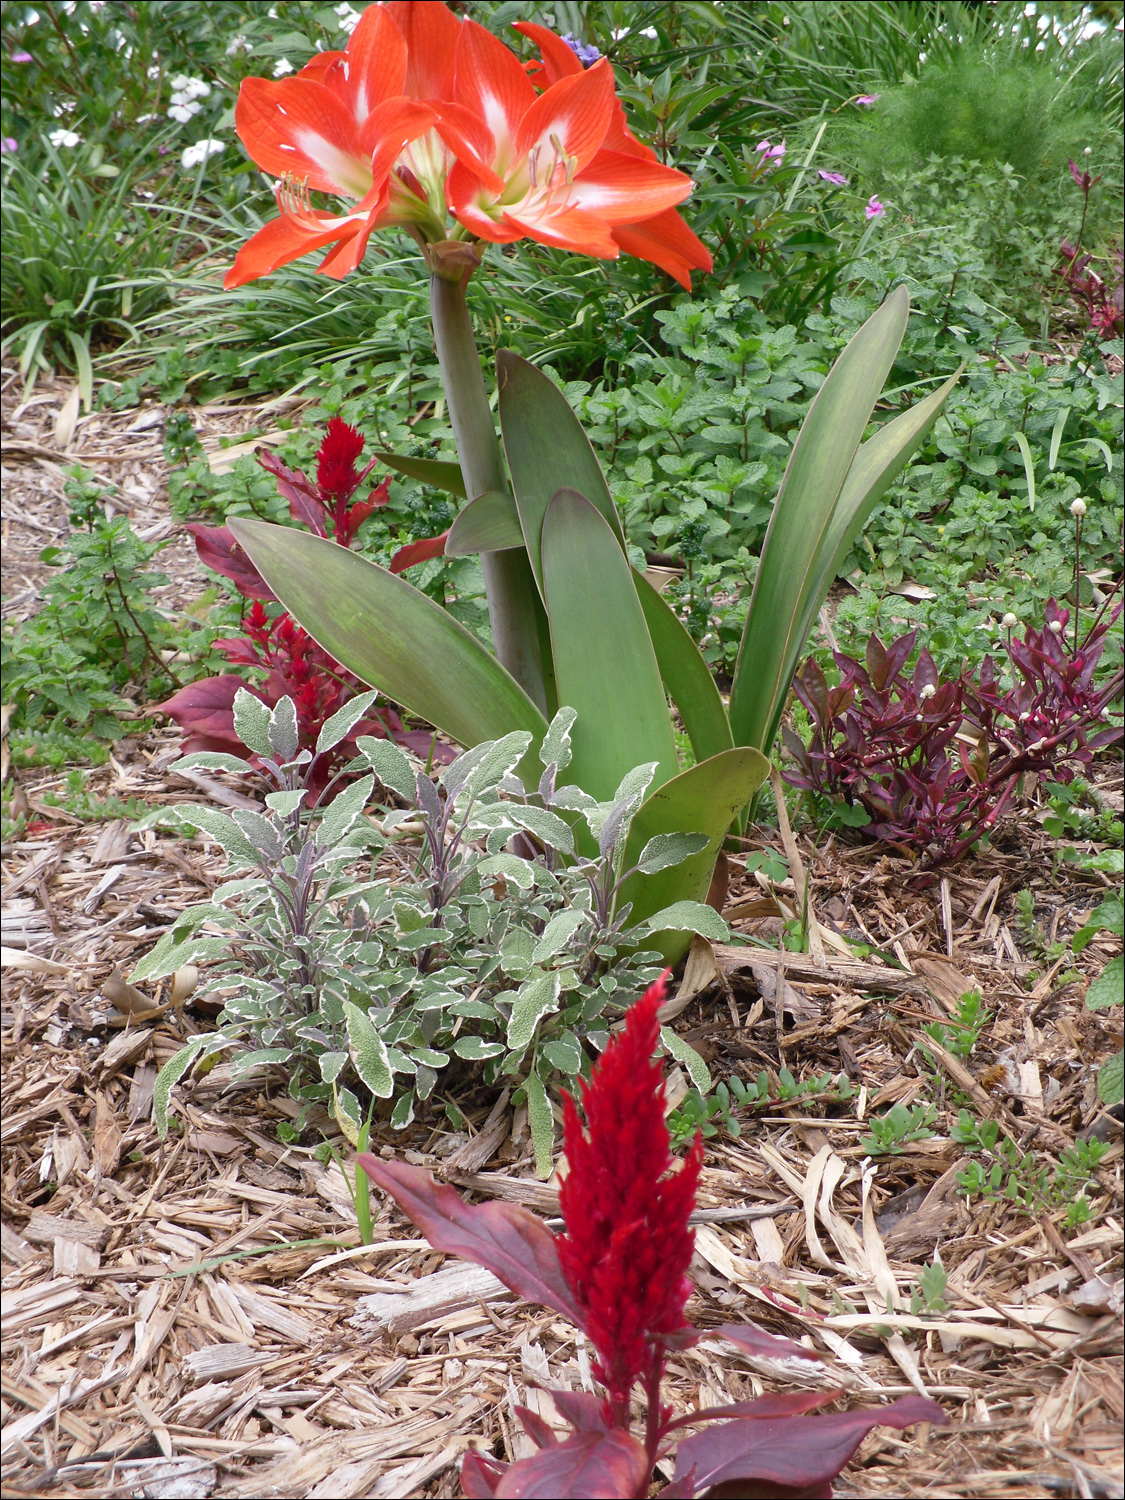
[1048,620,1063,634]
[147,64,160,79]
[1002,612,1018,629]
[639,25,658,37]
[181,138,224,169]
[168,102,201,123]
[226,34,251,56]
[48,128,82,148]
[272,57,294,77]
[335,2,360,32]
[170,75,210,100]
[1070,497,1087,518]
[920,683,936,700]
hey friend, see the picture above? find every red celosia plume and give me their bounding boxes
[556,973,702,1408]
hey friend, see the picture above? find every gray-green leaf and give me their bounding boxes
[316,690,380,756]
[344,1001,394,1097]
[233,687,273,757]
[507,971,561,1052]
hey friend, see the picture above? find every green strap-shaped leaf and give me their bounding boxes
[497,350,625,595]
[616,747,770,963]
[541,490,677,802]
[373,451,466,499]
[445,489,525,556]
[751,366,963,763]
[729,287,910,755]
[634,571,733,764]
[229,519,547,752]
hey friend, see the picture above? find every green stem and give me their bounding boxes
[428,268,550,713]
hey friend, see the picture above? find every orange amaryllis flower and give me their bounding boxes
[226,4,451,288]
[434,19,706,275]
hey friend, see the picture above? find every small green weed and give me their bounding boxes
[954,1109,1110,1219]
[668,1067,856,1148]
[908,1255,950,1315]
[859,1102,938,1156]
[925,990,992,1060]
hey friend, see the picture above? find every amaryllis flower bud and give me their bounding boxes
[556,974,701,1413]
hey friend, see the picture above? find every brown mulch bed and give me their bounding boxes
[3,382,1123,1500]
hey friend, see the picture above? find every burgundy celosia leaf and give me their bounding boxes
[545,1389,611,1433]
[493,1429,649,1499]
[185,523,276,601]
[389,530,450,573]
[700,1323,824,1365]
[355,1155,585,1326]
[665,1390,837,1432]
[513,1405,558,1450]
[255,448,328,537]
[462,1449,507,1498]
[556,975,703,1404]
[672,1396,947,1495]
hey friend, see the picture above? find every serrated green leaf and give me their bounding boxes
[233,687,273,757]
[171,752,254,776]
[130,932,232,983]
[356,734,416,800]
[172,803,261,866]
[474,853,537,890]
[524,1068,554,1179]
[265,790,307,816]
[508,971,562,1052]
[344,1001,394,1097]
[635,832,710,876]
[318,774,374,846]
[507,804,575,855]
[316,690,381,756]
[533,909,587,965]
[540,1033,583,1074]
[1097,1049,1124,1106]
[390,1092,415,1129]
[1086,955,1124,1011]
[660,1026,712,1091]
[539,705,577,772]
[320,1051,349,1083]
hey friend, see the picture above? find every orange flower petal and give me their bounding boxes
[235,77,372,197]
[513,58,614,177]
[569,148,696,226]
[510,20,583,86]
[342,2,408,123]
[611,207,713,290]
[385,0,463,100]
[453,17,536,177]
[503,204,619,259]
[358,96,439,183]
[445,159,522,242]
[224,211,363,289]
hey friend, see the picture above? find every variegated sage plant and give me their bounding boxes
[141,690,720,1167]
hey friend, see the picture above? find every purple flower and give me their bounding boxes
[12,50,33,62]
[560,32,601,66]
[865,195,885,220]
[855,93,881,106]
[1,137,17,153]
[755,139,786,160]
[818,169,848,185]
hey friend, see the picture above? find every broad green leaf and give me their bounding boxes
[507,971,562,1052]
[153,1035,212,1138]
[660,1026,712,1091]
[462,730,533,801]
[390,1093,415,1129]
[344,1001,394,1097]
[445,489,525,555]
[541,1033,583,1074]
[506,804,576,856]
[373,451,466,498]
[541,490,676,801]
[1086,955,1124,1011]
[1013,430,1037,511]
[316,689,380,755]
[616,748,770,963]
[643,901,729,942]
[264,790,307,816]
[474,852,537,890]
[333,1084,362,1143]
[634,571,733,764]
[729,287,911,755]
[130,932,232,982]
[524,1068,554,1179]
[228,520,547,753]
[533,909,587,965]
[498,350,625,595]
[1098,1049,1124,1106]
[635,832,710,875]
[356,734,416,800]
[232,687,273,757]
[320,1051,349,1084]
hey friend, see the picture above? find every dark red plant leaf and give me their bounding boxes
[185,524,276,601]
[702,1323,823,1364]
[656,1473,699,1499]
[672,1396,947,1495]
[543,1389,611,1433]
[462,1449,507,1498]
[702,1480,830,1498]
[256,448,328,536]
[493,1429,649,1499]
[513,1405,558,1450]
[390,530,449,573]
[156,676,265,758]
[665,1390,838,1433]
[355,1155,585,1326]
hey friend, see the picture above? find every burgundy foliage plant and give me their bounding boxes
[784,600,1123,867]
[359,977,945,1499]
[160,419,449,796]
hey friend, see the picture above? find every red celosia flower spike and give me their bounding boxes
[316,416,366,498]
[556,974,702,1411]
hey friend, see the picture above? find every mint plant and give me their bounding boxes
[359,977,945,1498]
[143,697,723,1163]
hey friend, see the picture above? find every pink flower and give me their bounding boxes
[865,195,885,219]
[818,169,848,185]
[555,974,702,1414]
[12,51,32,62]
[855,93,880,106]
[755,138,786,160]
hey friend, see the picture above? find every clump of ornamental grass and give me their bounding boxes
[359,976,945,1498]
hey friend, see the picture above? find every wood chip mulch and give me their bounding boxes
[3,383,1123,1500]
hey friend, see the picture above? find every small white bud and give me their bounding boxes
[1049,620,1063,634]
[1002,612,1018,629]
[1084,146,1092,156]
[920,683,936,700]
[1019,712,1031,722]
[1070,498,1087,518]
[915,714,924,722]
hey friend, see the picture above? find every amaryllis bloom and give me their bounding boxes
[226,2,711,291]
[865,194,885,220]
[556,974,702,1413]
